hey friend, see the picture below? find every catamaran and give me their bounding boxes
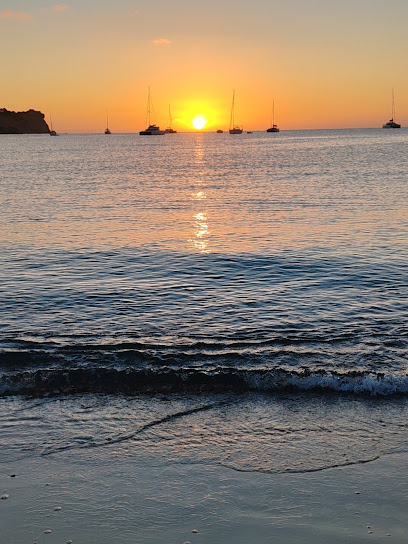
[229,90,243,134]
[139,87,165,135]
[266,99,280,132]
[383,89,401,129]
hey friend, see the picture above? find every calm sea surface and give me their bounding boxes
[1,129,408,475]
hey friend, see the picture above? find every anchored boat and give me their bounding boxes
[140,87,165,135]
[229,90,243,134]
[383,89,401,129]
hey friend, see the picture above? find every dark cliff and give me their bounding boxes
[0,109,50,134]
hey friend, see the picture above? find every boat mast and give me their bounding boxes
[272,99,275,126]
[230,90,235,130]
[169,104,172,129]
[147,86,151,126]
[392,88,395,121]
[106,108,109,130]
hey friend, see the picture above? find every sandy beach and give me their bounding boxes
[2,449,407,544]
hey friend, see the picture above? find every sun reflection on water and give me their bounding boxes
[188,136,211,253]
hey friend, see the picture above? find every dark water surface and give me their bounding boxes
[1,129,407,396]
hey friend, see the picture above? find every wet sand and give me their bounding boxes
[1,451,407,543]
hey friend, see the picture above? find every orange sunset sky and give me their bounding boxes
[1,0,408,132]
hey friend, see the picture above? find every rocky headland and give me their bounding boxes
[0,108,50,134]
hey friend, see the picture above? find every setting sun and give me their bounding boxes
[192,116,207,130]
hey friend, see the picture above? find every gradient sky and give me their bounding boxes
[1,0,408,132]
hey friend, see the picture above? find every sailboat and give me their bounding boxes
[49,114,58,136]
[104,109,111,134]
[165,105,177,133]
[266,99,280,132]
[139,87,165,135]
[383,89,401,129]
[229,90,243,134]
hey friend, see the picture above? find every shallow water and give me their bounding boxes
[1,393,408,473]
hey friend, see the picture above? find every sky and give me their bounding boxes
[1,0,408,132]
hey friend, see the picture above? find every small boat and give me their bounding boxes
[165,105,177,133]
[247,131,253,134]
[105,110,111,134]
[140,87,165,135]
[49,115,58,136]
[229,90,243,134]
[383,90,401,129]
[383,119,401,129]
[216,129,223,133]
[266,99,280,132]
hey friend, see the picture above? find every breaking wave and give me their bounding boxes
[1,364,408,397]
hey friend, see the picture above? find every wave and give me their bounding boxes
[1,365,408,397]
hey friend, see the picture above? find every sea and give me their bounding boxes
[1,129,408,541]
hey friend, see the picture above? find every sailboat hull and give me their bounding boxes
[140,125,165,135]
[266,127,279,133]
[382,121,401,129]
[229,128,243,134]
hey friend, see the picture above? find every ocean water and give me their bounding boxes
[1,129,408,478]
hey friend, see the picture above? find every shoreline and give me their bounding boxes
[2,450,407,543]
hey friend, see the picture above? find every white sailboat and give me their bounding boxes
[383,89,401,129]
[266,99,280,132]
[229,90,243,134]
[139,87,165,135]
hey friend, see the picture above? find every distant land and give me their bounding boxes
[0,109,50,134]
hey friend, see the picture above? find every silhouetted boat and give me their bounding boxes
[140,87,165,135]
[266,99,279,132]
[105,110,111,134]
[229,90,243,134]
[140,124,165,135]
[49,115,58,136]
[247,131,253,134]
[383,90,401,129]
[216,129,223,133]
[383,120,401,129]
[165,105,177,133]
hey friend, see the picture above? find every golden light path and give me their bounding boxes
[192,116,207,130]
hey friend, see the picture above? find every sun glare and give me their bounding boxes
[192,116,206,130]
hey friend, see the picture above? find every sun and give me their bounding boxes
[192,116,207,130]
